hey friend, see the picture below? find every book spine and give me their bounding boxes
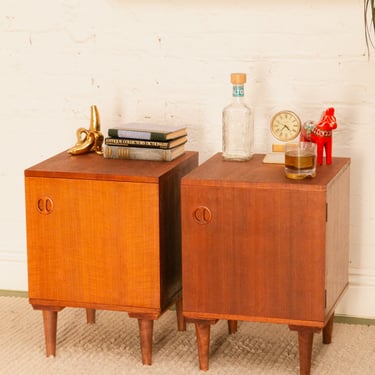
[103,145,172,161]
[107,129,167,141]
[105,137,170,149]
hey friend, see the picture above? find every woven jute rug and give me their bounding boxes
[1,296,374,374]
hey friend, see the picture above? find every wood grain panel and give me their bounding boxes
[26,178,160,309]
[181,153,350,326]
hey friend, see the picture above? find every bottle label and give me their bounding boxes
[233,85,244,97]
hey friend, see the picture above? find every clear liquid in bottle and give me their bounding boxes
[222,73,254,161]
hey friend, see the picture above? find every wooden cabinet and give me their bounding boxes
[181,153,350,375]
[25,150,198,364]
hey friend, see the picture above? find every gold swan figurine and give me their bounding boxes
[68,105,104,155]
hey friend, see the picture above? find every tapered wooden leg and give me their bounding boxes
[42,310,58,357]
[86,308,96,324]
[228,320,238,334]
[289,326,320,375]
[175,297,186,331]
[297,328,314,375]
[138,319,154,365]
[323,313,334,344]
[195,321,212,371]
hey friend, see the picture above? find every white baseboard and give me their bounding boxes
[0,252,28,292]
[0,257,374,319]
[336,267,375,319]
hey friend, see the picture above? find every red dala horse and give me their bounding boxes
[300,107,337,165]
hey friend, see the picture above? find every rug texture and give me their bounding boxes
[1,296,374,374]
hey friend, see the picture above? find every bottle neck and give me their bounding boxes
[232,84,245,99]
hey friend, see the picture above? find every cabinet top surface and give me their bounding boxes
[182,153,350,190]
[25,150,198,183]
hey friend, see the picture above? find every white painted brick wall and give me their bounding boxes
[1,0,374,317]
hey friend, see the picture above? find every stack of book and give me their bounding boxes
[103,123,187,161]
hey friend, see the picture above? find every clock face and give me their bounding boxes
[270,110,301,142]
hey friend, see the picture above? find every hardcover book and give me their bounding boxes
[104,135,187,149]
[103,143,185,161]
[108,123,187,141]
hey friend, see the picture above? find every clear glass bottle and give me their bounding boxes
[222,73,254,161]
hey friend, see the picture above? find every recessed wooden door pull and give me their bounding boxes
[193,206,212,225]
[37,197,54,215]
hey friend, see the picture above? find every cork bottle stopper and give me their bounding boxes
[231,73,246,84]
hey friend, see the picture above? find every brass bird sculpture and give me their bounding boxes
[68,105,104,155]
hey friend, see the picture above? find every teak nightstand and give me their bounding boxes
[24,150,198,365]
[181,153,350,375]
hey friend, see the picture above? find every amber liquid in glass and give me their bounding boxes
[285,150,316,179]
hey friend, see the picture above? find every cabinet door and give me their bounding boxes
[182,184,326,322]
[26,177,160,309]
